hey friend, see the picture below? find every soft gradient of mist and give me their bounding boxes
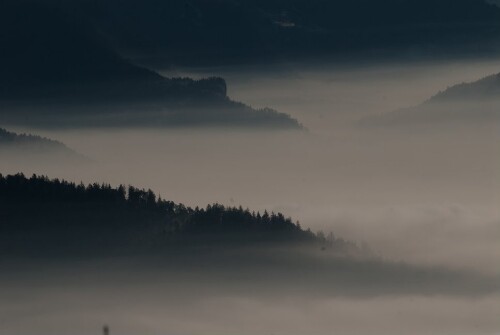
[160,58,500,130]
[2,59,499,335]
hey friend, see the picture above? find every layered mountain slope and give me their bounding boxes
[360,72,500,126]
[0,1,301,129]
[66,0,500,65]
[430,72,500,102]
[0,128,82,157]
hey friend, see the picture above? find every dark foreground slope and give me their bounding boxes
[0,174,336,256]
[360,72,500,126]
[0,174,498,297]
[0,1,301,129]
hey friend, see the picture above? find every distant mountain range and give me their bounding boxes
[58,0,500,66]
[429,72,500,102]
[360,72,500,126]
[0,1,302,129]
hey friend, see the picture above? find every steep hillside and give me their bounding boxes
[0,1,302,129]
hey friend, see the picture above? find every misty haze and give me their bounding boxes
[1,1,499,335]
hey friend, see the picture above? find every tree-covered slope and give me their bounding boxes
[1,173,496,297]
[0,174,357,256]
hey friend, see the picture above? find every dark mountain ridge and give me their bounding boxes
[359,71,500,126]
[428,72,500,102]
[0,173,358,256]
[0,1,158,90]
[0,1,302,129]
[1,173,497,297]
[62,0,500,66]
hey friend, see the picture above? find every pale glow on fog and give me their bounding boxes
[160,58,500,131]
[4,60,500,275]
[3,293,500,335]
[2,59,500,335]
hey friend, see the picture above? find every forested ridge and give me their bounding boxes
[0,174,358,256]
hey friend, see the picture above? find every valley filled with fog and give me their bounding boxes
[4,59,499,271]
[1,59,499,335]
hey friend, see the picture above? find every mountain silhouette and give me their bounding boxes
[429,72,500,102]
[1,173,497,297]
[0,127,84,159]
[0,173,360,257]
[0,1,302,129]
[61,0,500,66]
[359,72,500,126]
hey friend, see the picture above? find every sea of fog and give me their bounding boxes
[1,58,499,335]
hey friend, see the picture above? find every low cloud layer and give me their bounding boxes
[2,59,499,335]
[1,260,499,335]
